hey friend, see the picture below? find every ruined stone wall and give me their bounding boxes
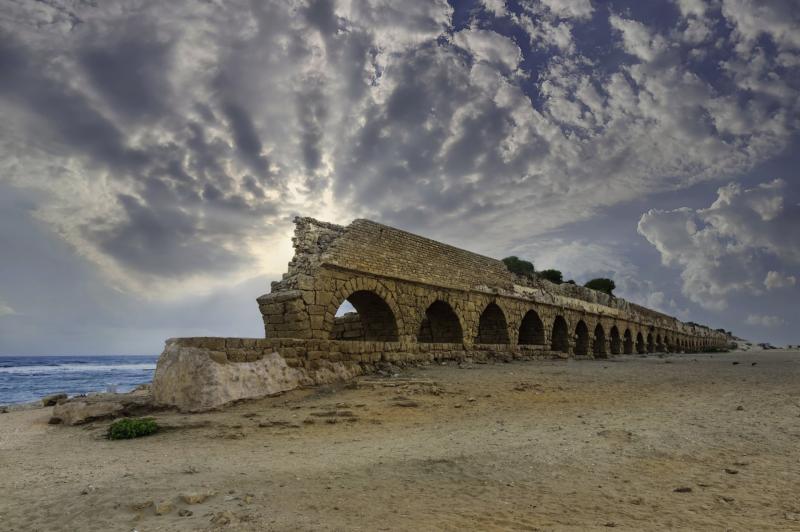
[155,217,731,411]
[254,216,730,362]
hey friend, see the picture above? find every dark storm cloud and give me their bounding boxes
[89,193,231,277]
[0,30,144,172]
[222,101,270,176]
[79,36,173,120]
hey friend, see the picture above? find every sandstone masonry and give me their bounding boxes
[153,217,731,410]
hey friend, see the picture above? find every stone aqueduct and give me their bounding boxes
[153,216,730,410]
[253,217,729,363]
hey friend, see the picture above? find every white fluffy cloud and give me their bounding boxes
[0,300,15,318]
[539,0,594,20]
[764,271,796,290]
[453,29,522,71]
[638,179,800,310]
[745,314,785,327]
[721,0,800,52]
[609,15,668,62]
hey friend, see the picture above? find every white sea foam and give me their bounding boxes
[0,363,156,375]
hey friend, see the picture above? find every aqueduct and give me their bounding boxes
[253,217,729,360]
[154,217,731,410]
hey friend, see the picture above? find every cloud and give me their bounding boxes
[745,314,785,327]
[675,0,707,18]
[0,0,798,306]
[453,29,522,71]
[539,0,594,20]
[609,15,668,62]
[0,300,14,317]
[764,271,797,290]
[480,0,508,18]
[721,0,800,52]
[638,179,800,310]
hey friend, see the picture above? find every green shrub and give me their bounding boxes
[107,417,159,440]
[538,269,563,284]
[584,278,616,296]
[502,256,535,278]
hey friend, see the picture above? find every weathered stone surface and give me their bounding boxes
[41,393,67,407]
[154,499,174,515]
[50,392,152,425]
[180,491,215,504]
[152,344,302,412]
[152,342,364,412]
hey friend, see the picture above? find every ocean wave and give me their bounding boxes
[0,363,156,375]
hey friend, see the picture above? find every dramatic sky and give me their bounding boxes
[1,0,798,354]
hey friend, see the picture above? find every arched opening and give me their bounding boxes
[575,320,590,356]
[656,334,664,352]
[476,303,510,344]
[647,332,654,353]
[331,290,399,342]
[636,332,645,354]
[593,323,607,358]
[518,310,545,345]
[664,336,672,352]
[417,300,463,343]
[610,326,622,355]
[623,329,633,354]
[551,316,569,352]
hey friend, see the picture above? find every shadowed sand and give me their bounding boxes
[1,349,799,531]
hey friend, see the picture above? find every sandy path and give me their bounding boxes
[1,350,799,531]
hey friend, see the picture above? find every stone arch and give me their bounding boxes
[574,320,590,357]
[647,332,654,353]
[593,323,607,358]
[610,326,622,355]
[623,328,633,354]
[636,331,645,354]
[551,315,569,353]
[330,289,399,342]
[417,300,463,344]
[656,333,664,352]
[327,277,404,341]
[518,309,545,345]
[476,302,510,344]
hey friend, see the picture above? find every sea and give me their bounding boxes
[0,355,158,406]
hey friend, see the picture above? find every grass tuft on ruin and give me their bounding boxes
[107,417,159,440]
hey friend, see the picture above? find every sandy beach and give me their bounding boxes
[1,349,799,531]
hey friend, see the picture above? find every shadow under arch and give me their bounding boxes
[593,323,607,358]
[575,320,590,356]
[330,290,399,342]
[417,300,463,343]
[518,309,546,345]
[636,332,645,354]
[610,325,621,355]
[476,302,510,344]
[551,316,569,353]
[623,328,633,354]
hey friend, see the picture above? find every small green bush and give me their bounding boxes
[107,417,159,440]
[584,277,616,296]
[538,269,563,284]
[502,256,535,278]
